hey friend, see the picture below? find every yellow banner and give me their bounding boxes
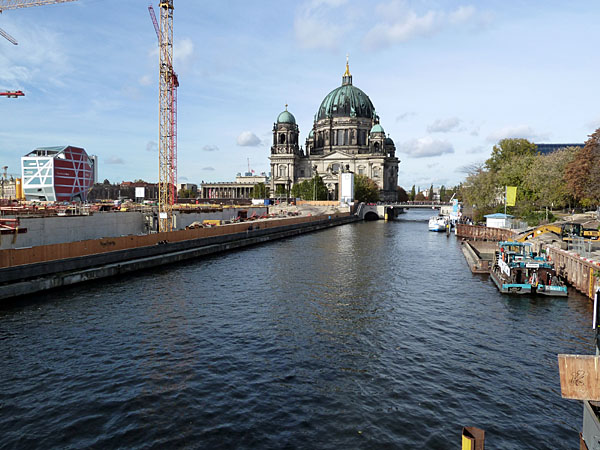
[506,186,517,206]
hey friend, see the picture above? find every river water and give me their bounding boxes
[0,209,595,449]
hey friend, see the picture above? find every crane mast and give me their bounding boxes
[153,0,177,232]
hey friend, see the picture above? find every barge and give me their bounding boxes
[490,241,567,296]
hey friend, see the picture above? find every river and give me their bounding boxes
[0,209,594,449]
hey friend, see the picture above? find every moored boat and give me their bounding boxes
[490,241,567,296]
[428,216,448,232]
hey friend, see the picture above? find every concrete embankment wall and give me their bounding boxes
[0,207,267,250]
[0,213,356,301]
[548,246,600,299]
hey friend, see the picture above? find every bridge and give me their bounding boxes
[356,202,450,220]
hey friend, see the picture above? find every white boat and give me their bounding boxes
[428,216,448,232]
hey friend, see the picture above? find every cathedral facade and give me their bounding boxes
[269,62,399,201]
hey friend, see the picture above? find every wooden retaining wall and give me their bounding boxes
[547,246,600,300]
[0,213,349,269]
[456,223,515,241]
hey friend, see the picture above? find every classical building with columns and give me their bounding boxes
[269,61,399,201]
[200,173,268,199]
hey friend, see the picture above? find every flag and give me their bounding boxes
[506,186,517,206]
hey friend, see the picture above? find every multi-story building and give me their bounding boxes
[269,61,400,201]
[21,145,96,202]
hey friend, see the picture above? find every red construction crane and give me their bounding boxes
[0,0,78,45]
[0,90,24,97]
[148,2,178,232]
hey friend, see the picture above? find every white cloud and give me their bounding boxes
[139,75,153,86]
[363,3,489,50]
[427,117,461,133]
[236,131,261,147]
[174,38,194,65]
[396,111,416,122]
[466,145,486,154]
[0,23,69,86]
[106,156,124,165]
[486,125,549,143]
[294,0,348,50]
[398,136,454,158]
[146,141,157,152]
[202,144,219,152]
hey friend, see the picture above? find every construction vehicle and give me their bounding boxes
[517,223,600,242]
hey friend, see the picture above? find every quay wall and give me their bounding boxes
[0,213,356,300]
[0,208,267,250]
[547,246,600,299]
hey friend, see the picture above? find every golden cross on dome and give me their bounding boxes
[344,53,351,77]
[285,103,288,110]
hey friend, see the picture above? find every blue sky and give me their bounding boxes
[1,0,599,189]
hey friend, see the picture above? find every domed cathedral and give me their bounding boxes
[269,58,400,201]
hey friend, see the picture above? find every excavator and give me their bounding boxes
[517,222,600,242]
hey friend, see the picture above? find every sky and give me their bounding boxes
[1,0,599,189]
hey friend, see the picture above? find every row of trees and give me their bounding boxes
[460,131,600,223]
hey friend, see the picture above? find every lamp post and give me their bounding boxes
[286,177,291,202]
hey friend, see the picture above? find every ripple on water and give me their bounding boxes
[0,210,594,449]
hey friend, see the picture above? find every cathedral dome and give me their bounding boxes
[385,136,394,146]
[316,60,375,122]
[277,109,296,124]
[316,84,375,121]
[370,124,385,134]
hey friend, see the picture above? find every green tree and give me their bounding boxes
[486,138,538,173]
[439,185,446,202]
[251,182,269,199]
[410,185,416,201]
[564,129,600,207]
[428,184,434,201]
[275,184,286,196]
[397,186,409,202]
[290,175,328,200]
[354,175,380,202]
[525,147,577,210]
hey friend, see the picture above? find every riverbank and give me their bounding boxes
[0,213,357,302]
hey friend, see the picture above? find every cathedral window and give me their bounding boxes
[373,167,381,178]
[279,166,287,177]
[358,165,365,175]
[337,129,343,146]
[374,142,380,152]
[279,133,286,144]
[344,129,348,145]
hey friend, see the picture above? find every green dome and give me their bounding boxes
[308,129,314,138]
[385,136,394,145]
[370,124,385,134]
[316,83,375,121]
[277,110,296,124]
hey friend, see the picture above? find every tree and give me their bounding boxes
[290,175,328,200]
[428,184,434,201]
[354,175,380,202]
[410,185,416,201]
[564,129,600,207]
[439,185,446,202]
[414,192,426,201]
[525,147,577,210]
[397,186,409,202]
[486,138,538,173]
[275,185,286,196]
[251,182,269,199]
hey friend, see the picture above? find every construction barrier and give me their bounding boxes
[456,224,515,241]
[547,246,600,300]
[0,213,350,269]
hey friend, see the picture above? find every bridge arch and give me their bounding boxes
[364,211,379,221]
